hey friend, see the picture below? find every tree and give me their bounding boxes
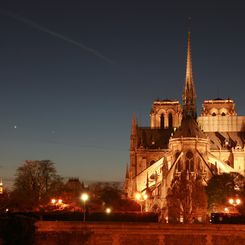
[10,160,64,211]
[89,182,140,212]
[89,182,122,211]
[206,173,245,213]
[0,189,9,213]
[167,171,207,223]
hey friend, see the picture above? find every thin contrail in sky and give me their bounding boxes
[0,8,114,64]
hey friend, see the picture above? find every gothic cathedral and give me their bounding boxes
[125,32,245,222]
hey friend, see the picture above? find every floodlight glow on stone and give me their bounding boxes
[135,192,141,201]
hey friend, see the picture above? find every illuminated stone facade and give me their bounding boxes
[150,100,182,129]
[125,33,245,222]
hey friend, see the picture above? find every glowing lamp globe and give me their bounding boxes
[81,193,89,202]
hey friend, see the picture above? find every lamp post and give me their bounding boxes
[135,192,142,212]
[228,198,241,206]
[51,198,56,205]
[81,193,89,222]
[135,192,148,213]
[227,197,241,213]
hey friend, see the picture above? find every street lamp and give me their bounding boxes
[227,197,241,214]
[51,198,56,204]
[228,197,241,206]
[105,208,111,214]
[135,192,148,212]
[81,193,89,222]
[135,192,143,212]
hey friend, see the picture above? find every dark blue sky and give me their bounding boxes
[0,1,245,186]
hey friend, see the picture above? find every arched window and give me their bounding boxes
[168,113,173,128]
[160,114,165,129]
[221,112,226,116]
[212,112,216,116]
[185,151,194,172]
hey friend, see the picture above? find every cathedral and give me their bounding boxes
[125,32,245,222]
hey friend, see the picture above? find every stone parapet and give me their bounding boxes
[35,221,245,245]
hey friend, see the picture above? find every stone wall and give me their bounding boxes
[35,221,245,245]
[197,115,245,132]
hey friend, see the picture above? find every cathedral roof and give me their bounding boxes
[172,116,207,139]
[137,127,173,149]
[207,131,245,150]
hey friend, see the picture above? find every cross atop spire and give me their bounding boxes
[182,32,196,118]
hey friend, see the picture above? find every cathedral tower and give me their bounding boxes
[182,32,196,119]
[125,31,244,220]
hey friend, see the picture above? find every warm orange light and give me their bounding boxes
[228,198,234,205]
[224,207,229,212]
[135,192,148,201]
[51,198,56,204]
[135,192,141,201]
[236,198,241,205]
[58,199,62,204]
[81,193,89,202]
[105,208,111,214]
[228,197,241,206]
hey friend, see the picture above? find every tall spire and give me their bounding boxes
[131,113,137,135]
[130,113,137,150]
[125,163,129,179]
[182,32,196,118]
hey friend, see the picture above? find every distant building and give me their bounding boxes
[125,33,245,222]
[65,178,85,193]
[62,178,86,210]
[0,179,3,195]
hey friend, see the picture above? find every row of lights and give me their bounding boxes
[51,194,242,218]
[228,198,241,206]
[51,193,111,222]
[51,198,63,205]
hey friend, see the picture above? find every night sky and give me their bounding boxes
[0,1,245,186]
